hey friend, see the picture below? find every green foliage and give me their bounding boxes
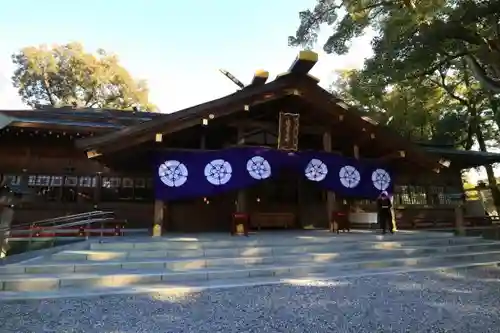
[290,0,500,89]
[463,182,480,201]
[291,0,500,210]
[11,42,155,111]
[331,68,476,148]
[292,0,500,148]
[289,0,445,54]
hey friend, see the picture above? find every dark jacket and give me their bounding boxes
[376,197,392,217]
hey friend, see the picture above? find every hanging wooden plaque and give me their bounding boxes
[278,112,300,151]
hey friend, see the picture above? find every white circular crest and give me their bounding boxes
[204,159,232,185]
[372,168,391,190]
[339,165,361,188]
[158,160,188,187]
[246,156,272,180]
[305,158,328,182]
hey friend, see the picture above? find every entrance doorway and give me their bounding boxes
[246,169,328,229]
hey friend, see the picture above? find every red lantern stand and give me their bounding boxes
[329,210,350,234]
[231,212,249,236]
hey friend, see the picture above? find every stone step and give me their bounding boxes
[2,250,500,292]
[89,232,459,251]
[4,242,500,274]
[52,237,490,261]
[1,260,498,301]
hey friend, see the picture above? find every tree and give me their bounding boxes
[291,0,500,210]
[289,1,500,91]
[11,42,155,111]
[289,0,442,55]
[331,68,472,148]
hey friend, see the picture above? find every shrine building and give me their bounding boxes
[1,51,500,234]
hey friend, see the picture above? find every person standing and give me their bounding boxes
[376,191,394,234]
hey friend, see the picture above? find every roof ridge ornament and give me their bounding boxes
[250,70,269,86]
[276,50,319,80]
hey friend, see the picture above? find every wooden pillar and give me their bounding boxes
[236,127,247,213]
[94,172,102,207]
[200,133,206,150]
[353,145,360,159]
[152,128,170,236]
[455,201,465,236]
[153,199,164,237]
[20,146,31,191]
[323,132,336,229]
[0,181,14,259]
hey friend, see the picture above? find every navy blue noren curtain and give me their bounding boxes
[154,147,393,201]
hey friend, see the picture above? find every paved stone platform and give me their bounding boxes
[1,264,499,332]
[2,230,500,300]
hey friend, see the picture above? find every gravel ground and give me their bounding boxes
[1,266,500,333]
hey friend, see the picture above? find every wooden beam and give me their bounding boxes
[307,74,320,83]
[86,150,102,159]
[239,128,277,140]
[228,120,327,135]
[355,132,377,146]
[298,83,442,170]
[250,70,269,86]
[76,76,298,152]
[377,150,406,161]
[91,87,296,154]
[289,50,319,75]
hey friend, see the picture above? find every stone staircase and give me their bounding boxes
[1,230,500,300]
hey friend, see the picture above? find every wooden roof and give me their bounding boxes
[0,108,162,132]
[76,74,300,151]
[75,51,443,170]
[421,146,500,168]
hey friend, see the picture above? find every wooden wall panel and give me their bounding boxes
[168,193,235,232]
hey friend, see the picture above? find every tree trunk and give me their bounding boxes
[475,121,500,213]
[464,54,500,93]
[489,96,500,132]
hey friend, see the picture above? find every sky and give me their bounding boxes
[0,0,492,183]
[0,0,372,113]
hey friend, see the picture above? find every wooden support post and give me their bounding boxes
[153,199,164,237]
[455,203,465,236]
[353,145,360,159]
[0,207,13,258]
[94,172,102,207]
[234,126,248,234]
[200,133,206,150]
[237,191,247,212]
[236,126,247,213]
[0,185,14,258]
[323,132,336,230]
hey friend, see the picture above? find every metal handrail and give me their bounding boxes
[31,210,109,225]
[30,217,117,231]
[8,218,118,235]
[1,216,126,261]
[1,210,114,232]
[22,211,112,228]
